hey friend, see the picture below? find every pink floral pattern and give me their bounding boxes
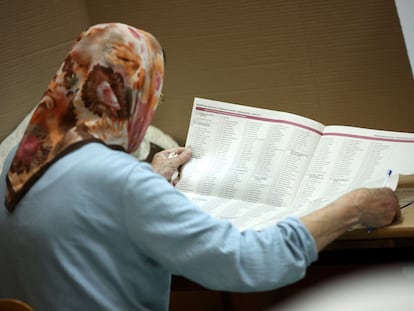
[5,23,164,211]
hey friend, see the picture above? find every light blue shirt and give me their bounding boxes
[0,143,317,311]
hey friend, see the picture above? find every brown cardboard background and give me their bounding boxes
[1,0,414,146]
[0,0,90,141]
[86,0,414,145]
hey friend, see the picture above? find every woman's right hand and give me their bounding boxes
[347,187,400,229]
[300,187,400,251]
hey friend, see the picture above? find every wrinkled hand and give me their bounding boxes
[151,147,192,185]
[301,187,401,251]
[346,187,401,229]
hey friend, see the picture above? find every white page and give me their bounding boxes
[177,98,325,229]
[292,125,414,215]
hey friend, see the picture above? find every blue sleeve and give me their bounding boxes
[122,163,318,292]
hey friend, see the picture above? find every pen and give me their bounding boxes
[382,169,392,188]
[368,169,393,233]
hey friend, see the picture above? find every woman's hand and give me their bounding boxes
[301,187,400,251]
[151,147,192,185]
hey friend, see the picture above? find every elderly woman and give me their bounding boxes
[0,23,399,311]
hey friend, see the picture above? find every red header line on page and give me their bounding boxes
[195,106,323,135]
[323,132,414,143]
[196,106,414,143]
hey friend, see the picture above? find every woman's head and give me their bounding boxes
[44,23,164,152]
[6,23,164,211]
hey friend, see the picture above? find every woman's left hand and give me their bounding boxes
[151,147,192,185]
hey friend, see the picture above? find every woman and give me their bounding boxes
[0,23,400,310]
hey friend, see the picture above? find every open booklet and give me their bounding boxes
[176,97,414,231]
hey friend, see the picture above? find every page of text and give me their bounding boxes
[292,125,414,214]
[177,98,325,229]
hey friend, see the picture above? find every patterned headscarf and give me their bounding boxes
[5,23,164,212]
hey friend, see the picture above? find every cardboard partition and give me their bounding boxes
[1,0,414,146]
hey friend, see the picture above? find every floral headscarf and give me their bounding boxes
[5,23,164,212]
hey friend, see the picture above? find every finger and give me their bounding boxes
[165,147,186,158]
[173,148,192,165]
[172,176,180,186]
[167,148,191,166]
[174,147,187,154]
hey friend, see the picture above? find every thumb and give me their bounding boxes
[174,148,192,166]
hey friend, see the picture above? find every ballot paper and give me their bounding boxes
[176,98,414,230]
